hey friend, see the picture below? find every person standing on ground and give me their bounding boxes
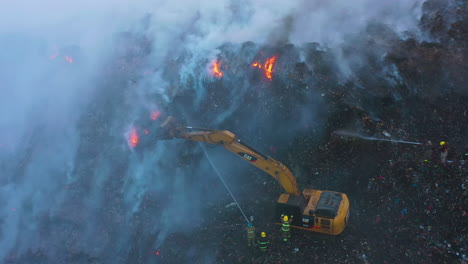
[440,141,449,165]
[280,214,293,242]
[257,232,269,252]
[246,222,255,247]
[422,141,436,163]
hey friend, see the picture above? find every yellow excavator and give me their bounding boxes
[158,116,350,235]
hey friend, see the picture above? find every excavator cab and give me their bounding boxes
[157,116,350,235]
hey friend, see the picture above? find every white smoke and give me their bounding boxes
[0,0,425,262]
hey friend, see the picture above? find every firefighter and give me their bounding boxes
[246,222,255,246]
[280,214,293,242]
[440,141,449,165]
[257,232,269,252]
[422,141,436,162]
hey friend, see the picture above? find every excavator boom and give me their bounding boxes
[157,116,350,235]
[160,118,300,195]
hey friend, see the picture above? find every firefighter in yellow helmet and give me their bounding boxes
[439,141,449,165]
[257,232,269,252]
[280,214,293,242]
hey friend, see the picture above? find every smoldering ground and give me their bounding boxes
[1,0,463,263]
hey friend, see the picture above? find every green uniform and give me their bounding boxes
[246,226,255,246]
[281,214,293,242]
[257,236,269,252]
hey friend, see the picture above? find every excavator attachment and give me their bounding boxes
[156,116,185,139]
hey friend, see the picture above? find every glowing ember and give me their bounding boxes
[150,111,161,121]
[144,129,149,135]
[251,62,260,67]
[128,127,139,148]
[210,60,223,78]
[251,56,277,80]
[49,52,59,60]
[64,56,73,63]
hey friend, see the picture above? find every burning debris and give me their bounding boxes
[49,52,74,63]
[48,45,80,64]
[150,111,161,121]
[64,56,73,63]
[251,56,277,80]
[49,52,59,60]
[210,60,223,78]
[127,127,140,148]
[5,1,467,263]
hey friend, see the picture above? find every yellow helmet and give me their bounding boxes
[440,141,446,146]
[283,215,289,222]
[261,232,266,237]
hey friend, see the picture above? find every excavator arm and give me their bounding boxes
[160,117,301,196]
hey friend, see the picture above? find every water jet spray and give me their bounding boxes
[334,130,422,145]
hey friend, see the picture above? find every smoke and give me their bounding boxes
[0,0,429,262]
[290,0,424,45]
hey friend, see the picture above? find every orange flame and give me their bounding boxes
[150,111,161,121]
[64,56,73,63]
[128,127,139,148]
[264,56,276,80]
[210,60,223,78]
[251,56,277,80]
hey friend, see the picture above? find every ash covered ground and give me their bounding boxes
[0,0,467,263]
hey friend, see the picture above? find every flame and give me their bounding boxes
[64,56,73,63]
[150,111,161,121]
[264,56,276,80]
[127,127,139,148]
[210,60,223,78]
[251,56,277,80]
[49,52,59,60]
[144,129,149,135]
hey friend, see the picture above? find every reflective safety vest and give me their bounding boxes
[281,215,293,232]
[257,237,269,250]
[246,227,255,239]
